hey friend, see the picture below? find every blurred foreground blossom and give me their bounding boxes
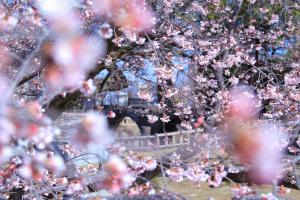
[70,111,113,152]
[80,79,96,96]
[224,85,286,183]
[227,85,259,121]
[100,155,135,193]
[18,153,65,180]
[0,14,18,32]
[36,0,74,18]
[48,37,105,89]
[92,0,155,31]
[98,23,114,39]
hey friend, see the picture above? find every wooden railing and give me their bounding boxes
[116,128,204,151]
[54,112,204,150]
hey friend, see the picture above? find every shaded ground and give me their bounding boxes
[152,177,300,200]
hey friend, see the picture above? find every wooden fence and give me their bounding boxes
[116,128,204,151]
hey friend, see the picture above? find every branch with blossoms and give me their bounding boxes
[1,0,300,199]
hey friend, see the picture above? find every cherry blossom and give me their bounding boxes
[70,111,113,152]
[147,115,158,123]
[166,167,184,182]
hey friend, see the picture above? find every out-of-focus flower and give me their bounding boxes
[227,85,258,121]
[0,146,13,164]
[144,157,157,171]
[98,23,113,39]
[44,154,65,173]
[67,179,83,194]
[93,0,155,31]
[0,76,11,106]
[80,79,96,96]
[108,111,116,118]
[100,155,135,193]
[18,157,45,180]
[224,85,286,184]
[248,123,285,183]
[36,0,74,18]
[18,153,65,180]
[25,101,44,119]
[32,126,55,149]
[185,165,209,182]
[49,37,105,89]
[53,37,103,69]
[278,185,291,195]
[70,111,113,152]
[194,117,204,128]
[208,171,225,188]
[0,14,18,31]
[126,153,157,174]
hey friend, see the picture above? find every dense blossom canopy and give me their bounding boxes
[0,0,300,199]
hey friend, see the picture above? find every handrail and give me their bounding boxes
[116,128,204,150]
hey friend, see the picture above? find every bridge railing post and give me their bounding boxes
[155,134,159,148]
[164,133,168,147]
[180,129,184,145]
[172,132,176,145]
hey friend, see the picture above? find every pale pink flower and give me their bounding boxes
[51,37,105,89]
[0,14,18,31]
[180,121,192,130]
[160,114,170,123]
[136,37,146,45]
[185,166,209,182]
[102,155,135,193]
[249,123,285,183]
[269,14,279,24]
[166,167,184,182]
[108,111,116,118]
[137,91,153,102]
[147,115,158,123]
[144,157,157,171]
[228,85,258,120]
